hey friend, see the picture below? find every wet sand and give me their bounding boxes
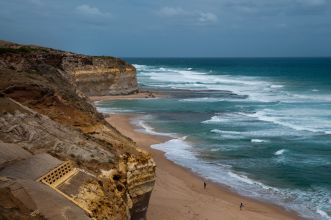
[105,114,302,220]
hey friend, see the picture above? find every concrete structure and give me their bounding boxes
[38,161,77,187]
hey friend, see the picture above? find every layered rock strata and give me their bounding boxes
[0,41,154,220]
[63,56,138,96]
[0,40,138,96]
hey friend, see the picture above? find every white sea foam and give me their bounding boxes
[317,209,331,220]
[211,129,241,135]
[210,129,244,139]
[270,84,284,88]
[240,109,331,135]
[202,114,243,124]
[274,149,286,156]
[251,139,267,143]
[202,115,226,124]
[228,172,255,184]
[135,63,331,104]
[133,116,177,138]
[135,64,285,102]
[151,138,197,161]
[203,110,331,138]
[146,121,329,220]
[227,172,277,191]
[202,112,255,125]
[180,97,249,103]
[133,64,149,70]
[180,97,225,102]
[180,136,188,141]
[96,107,134,114]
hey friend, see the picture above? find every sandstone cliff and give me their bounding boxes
[0,41,154,220]
[0,40,138,96]
[64,56,138,96]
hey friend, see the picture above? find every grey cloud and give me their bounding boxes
[157,6,218,24]
[75,4,111,17]
[198,12,218,23]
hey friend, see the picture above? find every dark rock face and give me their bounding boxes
[0,41,155,220]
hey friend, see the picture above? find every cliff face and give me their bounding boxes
[0,41,154,220]
[0,40,138,96]
[63,56,138,96]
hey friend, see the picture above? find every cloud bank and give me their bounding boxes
[0,0,330,57]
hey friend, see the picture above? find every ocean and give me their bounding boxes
[96,58,331,220]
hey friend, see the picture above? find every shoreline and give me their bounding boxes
[105,113,302,220]
[90,91,164,102]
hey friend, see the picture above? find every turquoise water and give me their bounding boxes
[96,58,331,219]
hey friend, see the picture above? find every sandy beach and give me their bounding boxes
[105,113,302,220]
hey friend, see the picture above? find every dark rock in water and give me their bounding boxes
[152,88,247,99]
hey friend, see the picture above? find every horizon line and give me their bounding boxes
[121,56,331,59]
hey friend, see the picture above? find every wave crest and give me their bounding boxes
[274,149,287,156]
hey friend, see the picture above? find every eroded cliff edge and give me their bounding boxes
[0,41,154,220]
[64,56,138,96]
[0,40,138,96]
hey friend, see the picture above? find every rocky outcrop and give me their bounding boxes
[0,40,138,96]
[0,41,154,220]
[62,56,138,96]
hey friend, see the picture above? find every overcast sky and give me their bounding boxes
[0,0,331,57]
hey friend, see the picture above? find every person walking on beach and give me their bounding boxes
[204,181,207,189]
[240,202,244,210]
